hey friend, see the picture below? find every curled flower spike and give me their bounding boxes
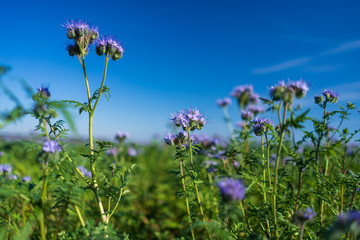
[96,36,124,61]
[269,80,309,103]
[322,89,338,103]
[217,97,232,107]
[42,140,62,153]
[164,131,195,146]
[314,95,324,104]
[217,178,246,201]
[64,20,99,56]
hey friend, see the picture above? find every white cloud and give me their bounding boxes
[305,64,343,73]
[320,40,360,55]
[252,57,311,74]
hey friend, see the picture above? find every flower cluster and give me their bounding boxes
[216,97,232,108]
[127,147,137,157]
[231,85,259,108]
[217,178,246,201]
[269,80,309,103]
[247,105,265,116]
[106,148,118,156]
[42,140,62,153]
[171,108,206,131]
[22,176,31,182]
[164,131,195,146]
[241,110,253,121]
[194,134,220,150]
[37,85,51,100]
[115,131,130,142]
[0,164,12,174]
[292,207,317,225]
[64,20,99,56]
[96,37,124,61]
[78,166,92,178]
[252,118,274,136]
[322,89,338,103]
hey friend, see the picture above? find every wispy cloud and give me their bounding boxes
[252,39,360,74]
[320,40,360,55]
[305,64,343,73]
[252,57,311,74]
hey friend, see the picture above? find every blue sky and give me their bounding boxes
[1,0,360,141]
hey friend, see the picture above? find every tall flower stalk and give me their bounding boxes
[64,20,124,225]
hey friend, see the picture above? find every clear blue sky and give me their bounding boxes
[1,0,359,141]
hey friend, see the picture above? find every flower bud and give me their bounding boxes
[314,95,324,104]
[67,29,76,39]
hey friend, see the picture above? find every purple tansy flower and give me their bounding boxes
[77,166,92,178]
[37,84,51,99]
[349,211,360,226]
[289,80,309,99]
[217,178,246,201]
[96,36,124,60]
[42,140,61,153]
[303,208,317,221]
[164,132,176,145]
[22,176,31,182]
[106,148,118,156]
[322,89,338,103]
[171,108,206,131]
[248,105,265,115]
[127,147,137,157]
[241,111,253,121]
[231,85,258,108]
[115,131,129,142]
[217,97,232,107]
[252,118,274,136]
[7,174,17,180]
[0,164,12,174]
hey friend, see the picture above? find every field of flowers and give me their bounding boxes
[0,20,359,240]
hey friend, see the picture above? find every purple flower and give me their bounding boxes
[77,166,92,178]
[127,147,137,157]
[247,105,265,115]
[252,118,274,136]
[203,160,218,167]
[42,140,62,153]
[115,131,129,142]
[322,89,338,103]
[231,85,258,108]
[22,176,31,182]
[217,97,232,107]
[164,132,176,145]
[171,108,206,131]
[164,131,194,146]
[106,148,118,156]
[96,36,124,60]
[37,84,51,99]
[303,207,317,221]
[217,178,246,201]
[241,111,253,121]
[269,80,308,103]
[0,164,12,174]
[288,80,309,99]
[7,174,17,180]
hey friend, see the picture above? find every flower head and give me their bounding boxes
[37,84,51,100]
[127,147,137,157]
[0,164,12,174]
[22,176,31,182]
[64,20,99,55]
[252,118,274,136]
[42,140,62,153]
[115,131,129,142]
[217,97,232,107]
[292,207,317,225]
[314,95,324,104]
[322,89,338,103]
[171,108,206,131]
[106,148,118,156]
[96,36,124,60]
[241,111,253,121]
[231,85,258,108]
[7,174,17,180]
[164,131,194,146]
[269,80,309,103]
[217,178,246,201]
[248,105,265,115]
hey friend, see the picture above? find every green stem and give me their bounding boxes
[180,157,195,240]
[187,129,212,240]
[265,133,272,187]
[92,56,110,112]
[315,103,327,176]
[75,205,86,228]
[298,223,305,240]
[272,102,288,239]
[222,107,235,139]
